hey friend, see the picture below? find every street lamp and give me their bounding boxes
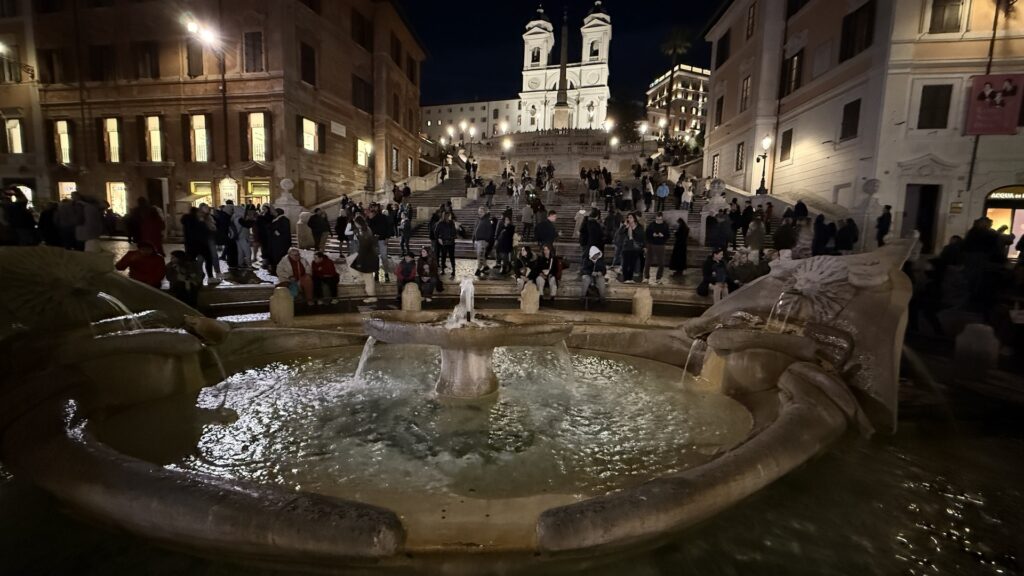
[639,121,649,157]
[499,120,509,135]
[755,134,772,195]
[658,117,668,142]
[468,126,476,159]
[0,41,36,80]
[186,16,229,173]
[458,120,467,146]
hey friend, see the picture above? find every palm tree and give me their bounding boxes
[660,28,692,143]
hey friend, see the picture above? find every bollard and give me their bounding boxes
[270,287,295,326]
[402,282,423,312]
[520,283,540,314]
[632,286,653,323]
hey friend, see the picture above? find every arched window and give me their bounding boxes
[589,40,600,58]
[531,47,541,64]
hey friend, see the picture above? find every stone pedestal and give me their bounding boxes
[273,184,306,233]
[632,286,653,323]
[450,197,467,209]
[520,283,540,314]
[401,283,423,312]
[552,105,570,130]
[436,348,498,399]
[296,212,315,249]
[416,207,433,221]
[466,188,480,201]
[270,287,294,326]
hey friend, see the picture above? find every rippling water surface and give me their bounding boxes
[161,346,751,501]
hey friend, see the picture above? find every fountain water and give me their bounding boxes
[682,338,707,377]
[96,291,143,331]
[354,336,377,383]
[446,277,477,327]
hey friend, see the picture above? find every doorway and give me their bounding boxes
[904,184,940,253]
[145,178,166,213]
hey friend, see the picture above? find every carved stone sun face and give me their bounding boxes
[783,256,856,322]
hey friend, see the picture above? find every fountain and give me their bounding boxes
[0,239,917,570]
[363,278,573,399]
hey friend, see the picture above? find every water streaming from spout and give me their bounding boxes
[96,291,143,331]
[207,346,228,382]
[354,336,377,383]
[682,338,707,378]
[445,278,478,327]
[551,340,575,378]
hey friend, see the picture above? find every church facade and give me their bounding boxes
[420,2,612,143]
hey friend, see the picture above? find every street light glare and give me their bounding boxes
[198,27,217,46]
[185,20,200,34]
[610,136,620,147]
[0,42,7,54]
[459,120,467,131]
[639,122,648,134]
[469,126,476,137]
[502,138,512,151]
[761,135,773,151]
[603,118,614,132]
[658,118,667,128]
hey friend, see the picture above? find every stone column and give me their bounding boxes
[270,287,294,326]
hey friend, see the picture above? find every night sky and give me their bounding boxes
[395,0,718,107]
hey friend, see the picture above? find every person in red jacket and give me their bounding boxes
[311,251,340,303]
[114,242,166,288]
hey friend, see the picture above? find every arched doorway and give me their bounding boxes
[983,185,1024,259]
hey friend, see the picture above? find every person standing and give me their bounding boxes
[644,212,670,284]
[350,215,379,303]
[73,192,104,252]
[495,215,515,276]
[309,208,331,252]
[876,205,892,247]
[472,207,493,278]
[534,210,559,247]
[620,213,645,283]
[670,218,689,276]
[434,211,457,278]
[581,207,605,272]
[655,181,670,213]
[268,208,291,271]
[234,206,254,269]
[745,217,766,262]
[368,204,394,283]
[485,179,496,209]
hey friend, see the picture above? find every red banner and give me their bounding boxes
[965,74,1024,135]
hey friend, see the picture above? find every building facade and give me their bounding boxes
[0,0,423,222]
[645,63,711,139]
[703,0,1024,254]
[419,2,612,142]
[0,0,46,202]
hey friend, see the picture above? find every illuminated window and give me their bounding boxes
[58,181,77,200]
[391,145,398,172]
[735,141,745,171]
[243,179,271,206]
[190,114,210,162]
[740,76,751,112]
[407,156,413,177]
[54,120,72,164]
[190,181,212,207]
[145,115,162,161]
[301,117,317,151]
[105,181,127,215]
[711,153,720,178]
[103,117,120,163]
[357,139,371,167]
[247,112,268,162]
[5,118,23,154]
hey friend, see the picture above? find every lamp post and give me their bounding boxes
[468,126,476,159]
[639,121,649,158]
[500,120,509,135]
[502,137,512,171]
[658,117,668,144]
[755,134,772,195]
[458,120,467,147]
[0,42,36,79]
[603,118,614,158]
[186,12,229,177]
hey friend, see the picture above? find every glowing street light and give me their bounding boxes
[499,120,509,134]
[502,138,512,152]
[468,125,477,158]
[756,134,773,195]
[639,121,649,156]
[610,136,620,147]
[603,118,615,133]
[185,16,229,171]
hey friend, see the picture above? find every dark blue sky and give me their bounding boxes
[395,0,717,106]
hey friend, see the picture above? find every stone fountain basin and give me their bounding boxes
[362,310,574,348]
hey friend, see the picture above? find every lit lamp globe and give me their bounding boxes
[458,120,467,133]
[502,139,512,152]
[610,136,620,147]
[500,120,509,134]
[639,122,648,136]
[761,135,773,151]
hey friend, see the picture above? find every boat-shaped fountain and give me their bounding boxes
[0,240,915,571]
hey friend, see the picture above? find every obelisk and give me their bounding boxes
[551,7,571,130]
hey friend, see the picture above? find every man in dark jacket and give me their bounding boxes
[534,210,559,247]
[794,199,809,220]
[644,212,670,283]
[484,180,497,208]
[309,207,331,251]
[876,205,892,247]
[368,205,394,282]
